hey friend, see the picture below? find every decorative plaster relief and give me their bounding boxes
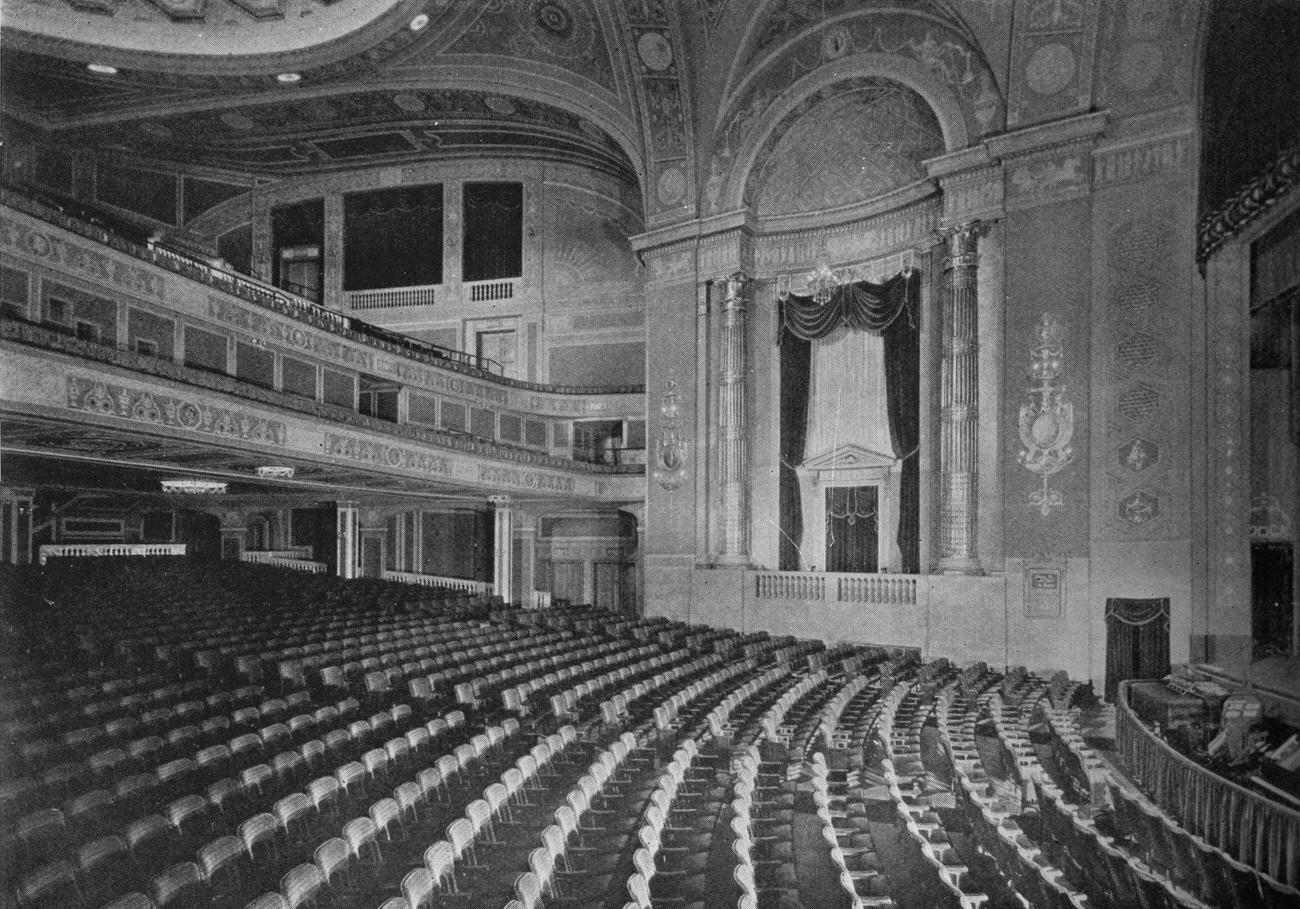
[0,216,163,299]
[1093,133,1191,188]
[755,201,940,273]
[1005,147,1091,209]
[1006,0,1100,126]
[67,376,287,445]
[323,433,452,477]
[1018,314,1076,516]
[476,464,576,493]
[653,378,687,491]
[942,166,1004,224]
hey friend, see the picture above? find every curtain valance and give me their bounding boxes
[1105,597,1170,626]
[782,271,916,341]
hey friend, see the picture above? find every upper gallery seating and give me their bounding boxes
[2,559,1298,909]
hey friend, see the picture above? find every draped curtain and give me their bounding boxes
[463,182,523,282]
[779,270,920,572]
[1105,597,1171,701]
[779,335,811,570]
[344,185,443,291]
[826,486,878,572]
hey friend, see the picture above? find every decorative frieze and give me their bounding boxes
[67,376,286,445]
[1093,133,1192,188]
[323,433,452,477]
[0,216,163,299]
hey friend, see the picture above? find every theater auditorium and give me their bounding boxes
[1,1,1299,907]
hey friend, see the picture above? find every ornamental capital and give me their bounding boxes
[944,220,989,264]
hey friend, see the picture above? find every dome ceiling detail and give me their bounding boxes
[75,88,637,178]
[749,78,944,217]
[3,0,410,59]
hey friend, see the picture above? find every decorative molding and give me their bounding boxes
[1093,132,1192,188]
[66,375,287,445]
[1198,143,1300,263]
[0,215,163,299]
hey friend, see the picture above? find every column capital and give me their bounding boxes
[719,272,750,310]
[487,494,512,508]
[943,221,989,268]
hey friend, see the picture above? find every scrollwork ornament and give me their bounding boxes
[1018,313,1076,516]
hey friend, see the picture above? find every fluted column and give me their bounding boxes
[939,223,985,574]
[718,272,749,563]
[336,502,358,579]
[490,495,513,604]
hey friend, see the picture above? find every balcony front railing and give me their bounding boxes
[1,318,641,475]
[239,551,327,573]
[1116,679,1300,887]
[381,570,492,595]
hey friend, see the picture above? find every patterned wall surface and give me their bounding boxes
[1093,207,1188,542]
[748,79,945,217]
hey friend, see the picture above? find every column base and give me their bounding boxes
[938,556,983,576]
[713,553,752,568]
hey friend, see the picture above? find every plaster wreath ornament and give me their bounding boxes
[1019,313,1076,516]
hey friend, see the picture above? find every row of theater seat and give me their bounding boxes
[14,559,1300,909]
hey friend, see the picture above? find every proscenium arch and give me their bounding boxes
[720,52,972,214]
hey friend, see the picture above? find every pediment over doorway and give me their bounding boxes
[800,444,896,472]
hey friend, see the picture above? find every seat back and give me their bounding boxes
[279,863,324,909]
[313,837,351,886]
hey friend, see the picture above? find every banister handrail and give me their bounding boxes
[1115,679,1300,886]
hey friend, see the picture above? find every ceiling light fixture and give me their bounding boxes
[255,466,295,480]
[276,72,301,83]
[409,13,429,31]
[161,478,228,495]
[87,63,118,75]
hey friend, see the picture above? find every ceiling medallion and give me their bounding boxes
[161,479,228,495]
[409,13,429,31]
[87,63,119,75]
[276,72,302,84]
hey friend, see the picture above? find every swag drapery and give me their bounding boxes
[778,270,920,573]
[1104,597,1171,701]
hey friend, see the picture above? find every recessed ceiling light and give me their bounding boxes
[276,72,301,83]
[87,63,118,75]
[409,13,429,31]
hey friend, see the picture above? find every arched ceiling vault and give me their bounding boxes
[1,0,654,203]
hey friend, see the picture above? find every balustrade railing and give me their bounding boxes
[38,543,187,565]
[466,278,516,302]
[346,284,439,311]
[239,552,327,573]
[750,570,919,606]
[381,570,492,595]
[532,590,553,609]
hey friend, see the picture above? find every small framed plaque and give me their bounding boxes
[1025,567,1063,618]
